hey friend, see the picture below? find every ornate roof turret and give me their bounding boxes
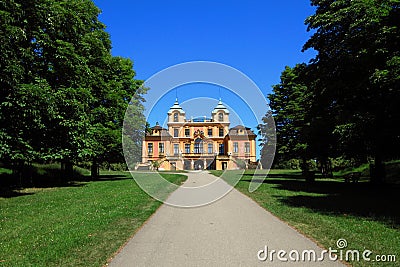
[212,99,230,114]
[168,98,185,114]
[146,122,171,137]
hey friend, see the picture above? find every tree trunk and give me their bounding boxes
[61,161,65,182]
[370,111,386,184]
[27,161,33,186]
[301,157,309,176]
[319,157,333,178]
[61,160,73,181]
[370,154,385,184]
[66,161,73,181]
[301,157,315,182]
[91,159,99,180]
[13,160,24,187]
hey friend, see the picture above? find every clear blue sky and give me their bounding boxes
[94,0,316,158]
[94,0,315,85]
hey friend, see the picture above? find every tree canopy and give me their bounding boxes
[261,0,400,182]
[0,0,146,179]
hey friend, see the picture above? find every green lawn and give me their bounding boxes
[211,169,400,267]
[0,171,186,267]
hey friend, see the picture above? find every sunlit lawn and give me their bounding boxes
[211,169,400,267]
[0,171,186,267]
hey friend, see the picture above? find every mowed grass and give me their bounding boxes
[211,169,400,267]
[0,171,186,267]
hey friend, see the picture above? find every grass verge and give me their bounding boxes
[0,171,186,266]
[210,169,400,267]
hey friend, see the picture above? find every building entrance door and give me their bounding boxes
[194,160,203,170]
[222,162,227,170]
[206,159,215,170]
[183,160,191,170]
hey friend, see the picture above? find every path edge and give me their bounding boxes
[211,171,351,267]
[103,172,188,266]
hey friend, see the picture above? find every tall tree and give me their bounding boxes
[257,110,277,170]
[0,0,146,180]
[87,57,145,178]
[268,64,310,164]
[303,0,400,182]
[264,63,337,176]
[265,63,335,175]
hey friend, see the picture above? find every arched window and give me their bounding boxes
[218,112,224,122]
[194,138,203,154]
[173,113,178,122]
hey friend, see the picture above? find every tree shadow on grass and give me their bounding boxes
[241,178,400,228]
[0,173,85,198]
[0,188,35,198]
[242,173,303,179]
[0,171,130,198]
[93,174,131,181]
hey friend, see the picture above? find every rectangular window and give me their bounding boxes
[174,128,179,137]
[233,142,238,153]
[219,143,224,155]
[185,128,190,137]
[208,143,213,154]
[208,128,213,136]
[194,141,204,154]
[185,144,190,154]
[159,143,164,154]
[148,143,153,154]
[174,144,179,155]
[219,128,224,137]
[245,142,250,153]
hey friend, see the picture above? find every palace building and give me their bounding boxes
[141,99,257,170]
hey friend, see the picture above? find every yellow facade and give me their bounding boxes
[141,99,257,170]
